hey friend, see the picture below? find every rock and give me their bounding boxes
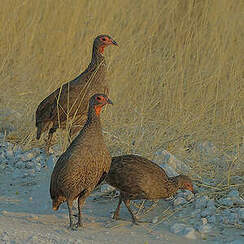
[152,216,159,224]
[228,190,239,198]
[154,149,190,174]
[170,223,185,234]
[197,223,212,233]
[0,151,6,161]
[226,190,244,205]
[174,197,187,206]
[170,223,197,239]
[200,205,216,217]
[20,152,35,162]
[159,163,178,177]
[99,184,115,193]
[201,218,208,225]
[176,190,195,201]
[207,215,216,224]
[191,209,201,217]
[5,148,14,159]
[25,161,34,169]
[218,197,233,207]
[35,154,46,165]
[219,210,239,225]
[239,208,244,222]
[195,196,208,209]
[182,227,197,240]
[1,232,9,242]
[0,162,8,171]
[46,155,57,169]
[34,162,42,172]
[15,161,25,169]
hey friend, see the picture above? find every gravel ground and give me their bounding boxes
[0,136,243,243]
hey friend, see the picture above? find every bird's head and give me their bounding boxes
[89,93,113,116]
[176,175,194,193]
[94,34,118,54]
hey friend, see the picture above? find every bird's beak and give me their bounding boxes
[111,39,119,47]
[106,98,113,105]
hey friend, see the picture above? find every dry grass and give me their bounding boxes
[0,0,243,184]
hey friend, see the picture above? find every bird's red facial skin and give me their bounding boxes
[99,45,105,54]
[94,105,102,116]
[184,183,194,193]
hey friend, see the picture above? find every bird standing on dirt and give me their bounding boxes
[36,34,118,152]
[106,154,194,224]
[50,93,113,230]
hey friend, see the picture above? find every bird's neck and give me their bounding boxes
[85,106,102,131]
[89,45,106,68]
[166,177,180,196]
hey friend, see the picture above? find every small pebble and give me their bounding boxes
[239,208,244,222]
[195,196,208,209]
[182,227,197,240]
[207,215,217,224]
[15,161,25,169]
[5,148,14,159]
[228,190,239,198]
[170,223,185,234]
[159,163,178,177]
[207,199,216,208]
[200,205,216,217]
[1,210,8,215]
[174,197,187,206]
[218,197,233,207]
[219,211,239,225]
[176,190,194,201]
[170,223,197,239]
[152,216,159,224]
[25,161,34,169]
[201,218,208,225]
[100,184,115,193]
[1,232,9,241]
[197,223,212,233]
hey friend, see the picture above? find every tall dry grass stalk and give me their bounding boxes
[0,0,243,182]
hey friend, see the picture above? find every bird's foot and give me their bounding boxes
[68,223,78,231]
[131,216,141,225]
[132,220,140,225]
[112,213,120,220]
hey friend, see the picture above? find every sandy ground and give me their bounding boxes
[0,159,210,244]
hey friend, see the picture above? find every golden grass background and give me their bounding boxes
[0,0,243,183]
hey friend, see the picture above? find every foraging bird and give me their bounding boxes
[50,94,113,229]
[36,34,118,152]
[106,154,194,224]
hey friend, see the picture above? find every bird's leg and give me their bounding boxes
[67,199,76,230]
[113,194,122,220]
[123,199,138,224]
[77,190,89,227]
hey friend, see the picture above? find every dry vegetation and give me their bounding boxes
[0,0,243,186]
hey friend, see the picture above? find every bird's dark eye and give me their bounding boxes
[102,37,106,41]
[96,96,102,100]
